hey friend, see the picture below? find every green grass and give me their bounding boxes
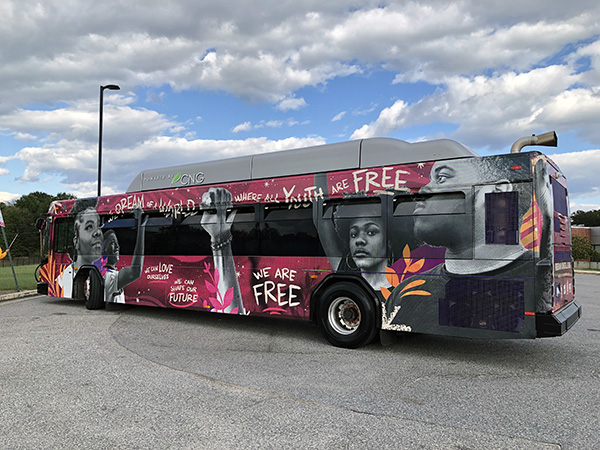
[0,264,38,291]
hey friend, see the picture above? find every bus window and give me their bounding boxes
[103,216,138,256]
[261,203,322,256]
[392,191,472,260]
[323,198,384,259]
[53,218,74,255]
[144,215,177,256]
[485,191,519,245]
[230,206,258,256]
[551,178,569,217]
[393,192,466,216]
[231,206,256,222]
[175,213,209,256]
[175,207,258,256]
[264,203,313,220]
[323,197,381,219]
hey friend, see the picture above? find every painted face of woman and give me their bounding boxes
[349,218,386,271]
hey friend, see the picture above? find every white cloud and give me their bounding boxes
[332,111,346,122]
[0,0,598,112]
[570,201,600,213]
[276,97,307,112]
[231,119,301,133]
[537,89,600,143]
[232,121,252,133]
[20,134,328,198]
[0,96,175,150]
[351,100,408,139]
[351,65,589,150]
[13,132,37,141]
[265,120,284,128]
[0,191,20,204]
[548,149,600,204]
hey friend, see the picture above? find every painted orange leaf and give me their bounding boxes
[385,267,399,287]
[380,286,391,300]
[402,244,412,267]
[408,258,425,273]
[399,279,426,293]
[400,290,431,298]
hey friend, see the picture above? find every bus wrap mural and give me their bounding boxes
[37,150,576,343]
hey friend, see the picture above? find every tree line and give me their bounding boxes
[572,235,600,261]
[571,208,600,261]
[1,191,75,258]
[571,209,600,227]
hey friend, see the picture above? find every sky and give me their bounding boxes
[0,0,599,212]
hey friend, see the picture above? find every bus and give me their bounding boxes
[36,131,582,348]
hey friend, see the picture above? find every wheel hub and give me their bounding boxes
[328,296,361,335]
[84,276,91,301]
[341,303,360,325]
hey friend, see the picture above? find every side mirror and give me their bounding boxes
[35,218,46,230]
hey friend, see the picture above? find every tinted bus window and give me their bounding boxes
[103,217,138,256]
[144,216,179,256]
[323,198,384,259]
[393,192,466,216]
[391,191,472,260]
[485,191,519,245]
[324,198,382,219]
[261,203,322,256]
[53,218,74,254]
[551,178,569,216]
[231,207,258,256]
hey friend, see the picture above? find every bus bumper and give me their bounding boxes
[536,301,582,337]
[37,282,48,295]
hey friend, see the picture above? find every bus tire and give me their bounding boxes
[316,282,377,348]
[84,270,105,310]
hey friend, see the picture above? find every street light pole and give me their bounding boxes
[98,84,120,197]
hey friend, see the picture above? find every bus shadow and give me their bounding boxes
[380,330,587,376]
[111,303,325,352]
[44,297,586,377]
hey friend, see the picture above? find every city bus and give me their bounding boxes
[36,132,582,348]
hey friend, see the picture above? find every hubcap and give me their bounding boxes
[84,276,91,302]
[328,296,361,335]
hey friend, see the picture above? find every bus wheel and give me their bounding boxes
[84,270,105,310]
[317,282,377,348]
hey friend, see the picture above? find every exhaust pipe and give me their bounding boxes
[510,131,557,153]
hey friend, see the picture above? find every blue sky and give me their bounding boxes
[1,0,599,212]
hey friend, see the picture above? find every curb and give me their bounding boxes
[574,270,600,275]
[0,290,38,302]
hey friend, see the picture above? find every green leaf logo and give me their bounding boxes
[172,173,181,183]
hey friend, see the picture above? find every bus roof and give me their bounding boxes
[126,137,478,193]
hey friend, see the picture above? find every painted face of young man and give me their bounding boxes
[75,209,103,265]
[413,160,473,250]
[103,232,120,266]
[349,217,387,271]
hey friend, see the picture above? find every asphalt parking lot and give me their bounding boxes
[0,274,598,449]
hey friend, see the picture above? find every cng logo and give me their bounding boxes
[172,172,205,186]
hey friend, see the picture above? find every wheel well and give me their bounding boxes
[72,265,102,300]
[311,274,382,328]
